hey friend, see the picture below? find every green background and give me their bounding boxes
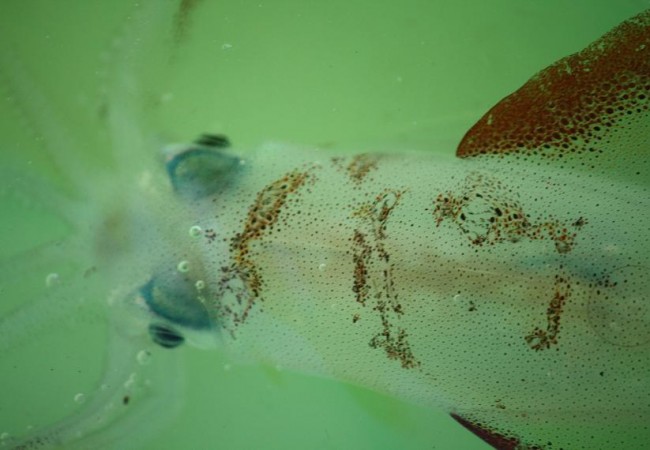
[0,1,646,449]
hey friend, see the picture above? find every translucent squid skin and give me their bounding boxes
[154,9,650,448]
[2,3,649,450]
[159,137,649,450]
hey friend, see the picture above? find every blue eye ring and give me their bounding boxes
[139,276,213,331]
[165,134,240,200]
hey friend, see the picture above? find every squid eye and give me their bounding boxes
[148,323,185,349]
[165,133,240,200]
[138,265,218,350]
[139,274,212,330]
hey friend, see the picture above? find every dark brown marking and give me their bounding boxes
[433,173,581,253]
[217,170,312,332]
[332,154,379,185]
[450,413,545,450]
[351,189,419,369]
[352,230,371,306]
[525,273,571,351]
[368,310,419,369]
[457,10,650,158]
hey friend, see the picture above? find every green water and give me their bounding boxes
[0,1,646,449]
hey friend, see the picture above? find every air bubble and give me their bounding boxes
[45,273,60,287]
[189,225,202,237]
[136,350,152,366]
[74,393,86,404]
[177,260,190,273]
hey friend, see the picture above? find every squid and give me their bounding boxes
[0,2,648,449]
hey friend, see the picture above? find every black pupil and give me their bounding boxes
[148,323,185,349]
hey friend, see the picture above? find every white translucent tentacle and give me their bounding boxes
[5,312,184,450]
[0,1,191,448]
[0,48,94,193]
